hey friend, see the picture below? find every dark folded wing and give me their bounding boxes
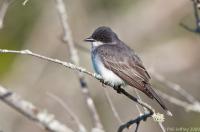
[96,44,171,114]
[96,44,151,96]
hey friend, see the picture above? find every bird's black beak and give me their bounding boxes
[84,37,95,42]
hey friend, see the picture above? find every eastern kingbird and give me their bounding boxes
[85,26,172,116]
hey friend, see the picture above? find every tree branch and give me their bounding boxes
[54,0,104,131]
[22,0,30,6]
[150,68,200,114]
[158,90,200,113]
[0,48,157,132]
[158,122,166,132]
[46,92,87,132]
[103,88,122,124]
[118,112,152,132]
[0,85,74,132]
[115,86,154,132]
[179,23,196,33]
[180,0,200,33]
[192,0,200,28]
[150,68,198,104]
[0,0,10,29]
[0,49,99,79]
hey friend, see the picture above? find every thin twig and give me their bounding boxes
[0,49,156,131]
[133,77,165,132]
[150,68,197,104]
[55,0,79,65]
[193,0,200,28]
[0,49,99,79]
[179,23,195,32]
[115,86,154,132]
[180,0,200,33]
[54,0,104,131]
[118,112,152,132]
[46,92,87,132]
[158,90,200,113]
[133,89,166,132]
[103,88,122,124]
[134,89,144,115]
[22,0,30,6]
[0,85,74,132]
[0,0,9,29]
[158,122,166,132]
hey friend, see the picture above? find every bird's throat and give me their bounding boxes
[91,41,104,48]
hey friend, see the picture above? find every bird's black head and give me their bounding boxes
[84,26,119,43]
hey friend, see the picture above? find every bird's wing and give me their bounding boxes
[97,44,151,96]
[96,44,172,114]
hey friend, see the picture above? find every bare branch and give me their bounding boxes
[55,0,79,65]
[0,49,154,110]
[134,89,145,115]
[0,49,99,78]
[133,88,166,132]
[0,0,9,29]
[118,112,152,132]
[158,90,200,113]
[54,0,104,130]
[150,69,200,114]
[22,0,30,6]
[0,85,74,132]
[158,122,166,132]
[179,23,196,33]
[0,49,157,131]
[180,0,200,33]
[116,86,154,132]
[47,92,87,132]
[150,69,198,104]
[132,89,166,132]
[192,0,200,28]
[103,88,122,124]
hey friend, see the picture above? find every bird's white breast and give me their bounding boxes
[92,54,124,86]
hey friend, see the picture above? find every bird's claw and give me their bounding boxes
[114,86,122,94]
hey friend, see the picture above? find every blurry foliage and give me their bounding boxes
[86,0,138,15]
[0,0,42,77]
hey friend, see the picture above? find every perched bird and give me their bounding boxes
[84,26,172,116]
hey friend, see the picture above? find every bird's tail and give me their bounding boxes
[144,84,173,116]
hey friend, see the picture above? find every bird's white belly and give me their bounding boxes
[93,55,124,86]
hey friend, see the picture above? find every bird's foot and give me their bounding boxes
[100,79,109,86]
[100,79,122,94]
[114,86,122,94]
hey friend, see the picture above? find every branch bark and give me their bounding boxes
[150,68,199,104]
[0,85,74,132]
[103,88,122,124]
[47,92,87,132]
[0,49,157,132]
[158,90,200,113]
[54,0,104,131]
[0,0,10,29]
[180,0,200,33]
